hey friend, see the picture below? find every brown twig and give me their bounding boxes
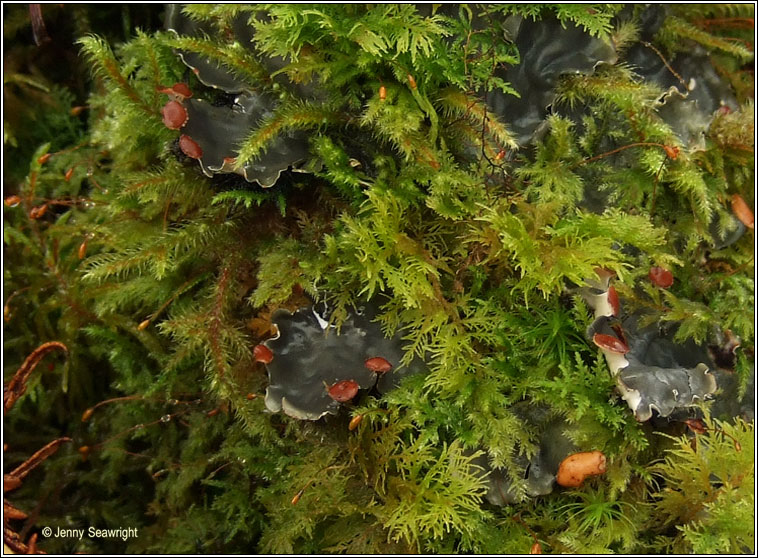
[81,395,145,422]
[570,142,673,169]
[693,17,754,29]
[4,342,67,414]
[29,4,51,46]
[642,41,688,91]
[9,438,72,483]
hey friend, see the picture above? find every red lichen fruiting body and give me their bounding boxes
[253,344,274,364]
[327,380,360,402]
[610,323,628,347]
[178,135,203,159]
[731,194,754,229]
[593,333,629,354]
[593,267,616,282]
[649,266,674,288]
[364,356,392,374]
[556,450,607,488]
[157,82,193,101]
[171,82,192,99]
[162,100,189,130]
[607,285,620,316]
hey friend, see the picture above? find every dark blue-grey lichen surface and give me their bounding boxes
[582,275,751,423]
[626,42,738,150]
[263,303,425,420]
[560,4,738,152]
[614,315,753,423]
[181,93,310,187]
[471,408,577,506]
[164,4,252,93]
[485,15,618,147]
[164,4,317,188]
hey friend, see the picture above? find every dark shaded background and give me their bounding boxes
[4,4,165,184]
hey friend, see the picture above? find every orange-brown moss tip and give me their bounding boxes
[5,342,68,414]
[662,144,679,159]
[29,204,48,219]
[684,418,707,434]
[731,194,754,229]
[27,533,39,554]
[4,475,22,493]
[556,450,607,488]
[78,445,91,462]
[4,502,28,520]
[348,414,363,431]
[81,408,94,422]
[291,489,304,506]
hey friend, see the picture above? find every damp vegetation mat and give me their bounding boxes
[3,4,755,554]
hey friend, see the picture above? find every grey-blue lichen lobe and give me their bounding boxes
[472,415,577,506]
[165,4,250,93]
[584,281,719,422]
[164,4,317,187]
[263,304,424,420]
[486,16,618,146]
[182,94,310,187]
[618,362,716,422]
